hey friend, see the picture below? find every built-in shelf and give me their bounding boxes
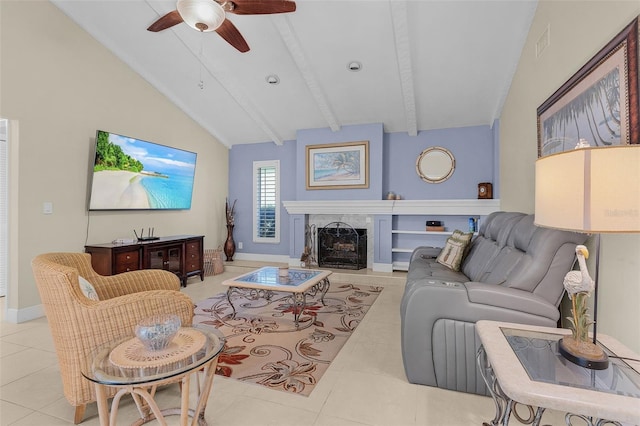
[392,230,478,236]
[392,230,478,261]
[390,211,492,271]
[392,248,415,253]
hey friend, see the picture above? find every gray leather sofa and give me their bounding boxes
[400,211,587,394]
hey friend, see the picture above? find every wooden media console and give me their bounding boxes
[85,235,204,287]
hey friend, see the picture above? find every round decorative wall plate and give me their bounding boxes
[416,146,455,184]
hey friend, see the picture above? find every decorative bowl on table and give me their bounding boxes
[135,314,181,351]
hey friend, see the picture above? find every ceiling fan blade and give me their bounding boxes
[147,10,184,32]
[216,19,250,52]
[228,0,296,15]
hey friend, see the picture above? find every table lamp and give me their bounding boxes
[535,144,640,369]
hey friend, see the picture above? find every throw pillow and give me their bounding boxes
[78,276,99,301]
[436,230,474,271]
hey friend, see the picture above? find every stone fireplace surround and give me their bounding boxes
[283,199,500,272]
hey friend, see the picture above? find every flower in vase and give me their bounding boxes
[226,198,237,226]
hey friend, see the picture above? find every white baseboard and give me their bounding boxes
[372,263,393,273]
[232,252,291,264]
[288,258,305,267]
[5,303,45,324]
[392,261,410,271]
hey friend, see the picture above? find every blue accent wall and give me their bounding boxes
[228,139,296,256]
[384,125,495,200]
[228,122,498,258]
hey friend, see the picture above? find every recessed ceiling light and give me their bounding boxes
[347,61,362,72]
[265,74,280,85]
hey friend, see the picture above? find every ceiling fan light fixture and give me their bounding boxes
[177,0,226,33]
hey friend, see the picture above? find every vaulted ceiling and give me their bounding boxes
[51,0,537,147]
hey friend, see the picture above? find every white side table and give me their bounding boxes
[476,320,640,426]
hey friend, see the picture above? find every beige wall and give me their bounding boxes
[0,1,229,319]
[500,1,640,352]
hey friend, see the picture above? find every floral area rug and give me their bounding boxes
[193,283,382,396]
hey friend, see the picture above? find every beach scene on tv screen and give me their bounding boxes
[89,131,197,210]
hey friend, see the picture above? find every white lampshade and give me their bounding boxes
[535,145,640,233]
[177,0,225,33]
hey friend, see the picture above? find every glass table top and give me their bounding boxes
[501,327,640,398]
[82,325,225,386]
[231,267,323,288]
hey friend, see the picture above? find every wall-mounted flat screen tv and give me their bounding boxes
[88,130,197,211]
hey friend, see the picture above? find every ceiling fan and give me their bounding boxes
[147,0,296,53]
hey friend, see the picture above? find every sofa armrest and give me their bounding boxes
[87,290,194,329]
[401,278,559,389]
[402,280,559,348]
[464,282,560,321]
[410,246,442,262]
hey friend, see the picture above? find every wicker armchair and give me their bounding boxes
[31,252,194,424]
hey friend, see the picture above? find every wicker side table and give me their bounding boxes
[83,326,225,426]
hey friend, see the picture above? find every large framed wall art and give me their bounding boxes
[537,16,638,157]
[306,141,369,190]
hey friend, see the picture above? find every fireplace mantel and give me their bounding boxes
[283,199,500,216]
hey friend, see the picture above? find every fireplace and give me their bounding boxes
[318,222,367,270]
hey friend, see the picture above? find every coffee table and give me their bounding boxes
[82,325,225,426]
[222,266,331,328]
[476,320,640,426]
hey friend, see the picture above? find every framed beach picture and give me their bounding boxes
[537,16,639,157]
[306,141,369,190]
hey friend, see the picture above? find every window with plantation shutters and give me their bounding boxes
[253,160,280,243]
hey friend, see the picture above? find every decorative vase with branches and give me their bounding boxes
[224,198,237,261]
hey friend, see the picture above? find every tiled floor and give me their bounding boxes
[0,264,566,425]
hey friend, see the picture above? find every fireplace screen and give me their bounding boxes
[318,222,367,270]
